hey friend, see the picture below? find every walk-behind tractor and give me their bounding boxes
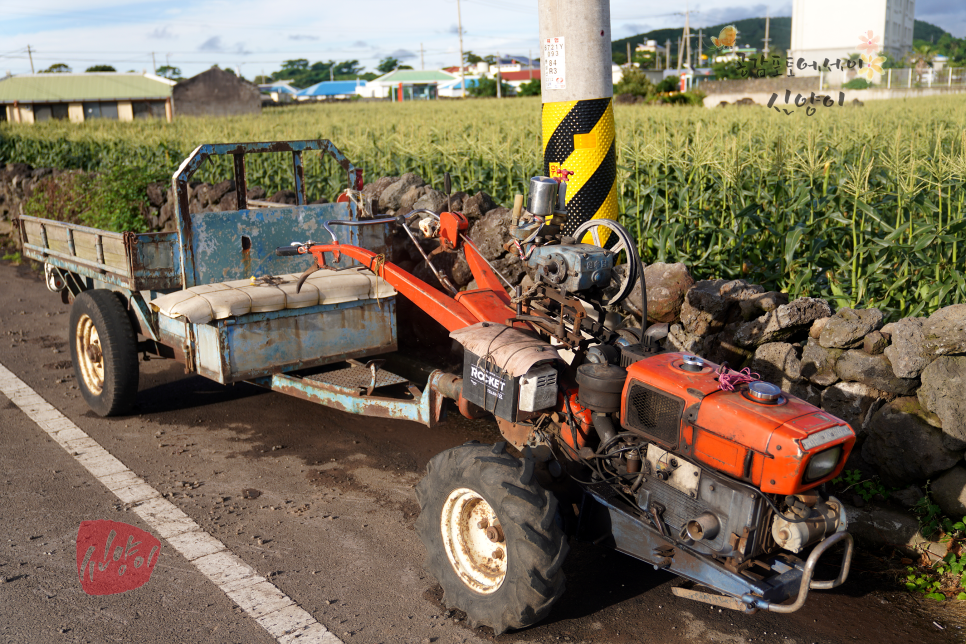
[21,141,855,635]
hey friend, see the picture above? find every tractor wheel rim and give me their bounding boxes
[440,487,507,594]
[76,314,104,395]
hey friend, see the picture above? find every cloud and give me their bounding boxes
[352,40,368,48]
[199,36,222,51]
[148,25,174,39]
[288,34,318,41]
[389,48,415,59]
[620,23,650,36]
[447,24,465,35]
[696,4,772,28]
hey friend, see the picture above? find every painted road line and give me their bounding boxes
[0,362,342,644]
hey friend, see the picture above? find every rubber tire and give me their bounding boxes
[415,442,568,634]
[69,290,139,417]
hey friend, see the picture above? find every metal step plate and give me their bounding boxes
[305,366,407,391]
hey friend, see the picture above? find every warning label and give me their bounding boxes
[544,37,565,90]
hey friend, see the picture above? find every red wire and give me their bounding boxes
[716,364,761,392]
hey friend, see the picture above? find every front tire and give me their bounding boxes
[69,290,139,416]
[415,442,568,634]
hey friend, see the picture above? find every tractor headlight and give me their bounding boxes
[804,445,842,482]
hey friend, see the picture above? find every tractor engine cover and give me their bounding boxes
[527,244,614,293]
[451,322,562,422]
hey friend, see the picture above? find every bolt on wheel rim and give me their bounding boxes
[75,314,104,395]
[440,488,507,594]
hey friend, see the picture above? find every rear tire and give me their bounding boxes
[415,442,568,634]
[69,290,138,417]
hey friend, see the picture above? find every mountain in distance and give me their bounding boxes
[613,17,952,62]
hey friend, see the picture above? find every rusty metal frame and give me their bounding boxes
[172,140,361,288]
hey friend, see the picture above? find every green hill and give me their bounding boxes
[612,17,792,65]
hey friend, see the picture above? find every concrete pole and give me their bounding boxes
[496,51,502,98]
[763,11,771,56]
[539,0,617,235]
[456,0,466,98]
[627,42,631,67]
[27,46,34,74]
[665,39,671,70]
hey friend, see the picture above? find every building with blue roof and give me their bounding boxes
[295,80,368,100]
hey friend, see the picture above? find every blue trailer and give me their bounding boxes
[18,140,447,426]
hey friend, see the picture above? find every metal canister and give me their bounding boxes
[527,176,558,216]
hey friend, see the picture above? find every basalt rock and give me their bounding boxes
[819,307,883,349]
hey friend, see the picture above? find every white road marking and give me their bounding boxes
[0,362,342,644]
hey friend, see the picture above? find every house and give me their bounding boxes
[356,69,458,100]
[636,40,667,56]
[437,76,481,98]
[0,72,174,124]
[295,80,368,100]
[790,0,915,78]
[172,67,261,117]
[499,70,540,92]
[258,80,298,103]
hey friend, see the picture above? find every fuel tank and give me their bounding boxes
[619,352,855,495]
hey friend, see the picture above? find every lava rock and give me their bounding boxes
[809,316,830,339]
[883,317,929,378]
[680,279,754,337]
[397,185,426,214]
[379,173,426,211]
[918,355,966,444]
[621,262,694,324]
[469,207,511,261]
[891,485,924,509]
[800,338,842,386]
[821,381,887,435]
[461,191,498,220]
[146,182,166,207]
[738,291,789,321]
[834,350,919,396]
[269,189,298,205]
[861,397,962,487]
[862,330,888,355]
[751,342,801,390]
[789,380,822,406]
[733,297,832,348]
[930,466,966,519]
[922,304,966,357]
[412,189,449,215]
[209,179,235,205]
[361,175,399,213]
[819,308,884,349]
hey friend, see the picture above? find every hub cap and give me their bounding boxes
[440,488,507,594]
[75,314,104,395]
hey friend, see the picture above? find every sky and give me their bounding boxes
[1,0,963,79]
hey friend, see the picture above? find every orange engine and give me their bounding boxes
[619,352,855,496]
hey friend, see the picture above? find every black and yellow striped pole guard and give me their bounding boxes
[538,0,616,238]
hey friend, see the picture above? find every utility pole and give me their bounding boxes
[27,45,34,73]
[456,0,465,98]
[665,39,671,70]
[420,43,424,70]
[538,0,617,233]
[151,52,156,74]
[697,28,703,67]
[676,36,683,70]
[496,51,502,98]
[627,42,632,68]
[330,66,334,82]
[763,10,771,56]
[683,4,691,70]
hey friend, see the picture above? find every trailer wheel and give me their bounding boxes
[415,442,568,634]
[69,290,138,417]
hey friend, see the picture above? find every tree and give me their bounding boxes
[463,51,483,64]
[40,63,71,73]
[614,66,654,98]
[483,54,497,65]
[253,75,272,84]
[467,74,512,97]
[517,78,541,96]
[85,65,116,72]
[612,51,627,66]
[377,57,401,74]
[156,65,182,80]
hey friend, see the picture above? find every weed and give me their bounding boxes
[1,251,21,264]
[832,469,892,503]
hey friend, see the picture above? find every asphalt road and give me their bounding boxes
[0,259,963,644]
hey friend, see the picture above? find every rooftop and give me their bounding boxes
[0,73,175,104]
[296,80,367,97]
[372,69,458,83]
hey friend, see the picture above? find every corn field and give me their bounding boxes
[2,96,964,319]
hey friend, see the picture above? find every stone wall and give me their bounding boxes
[700,76,820,96]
